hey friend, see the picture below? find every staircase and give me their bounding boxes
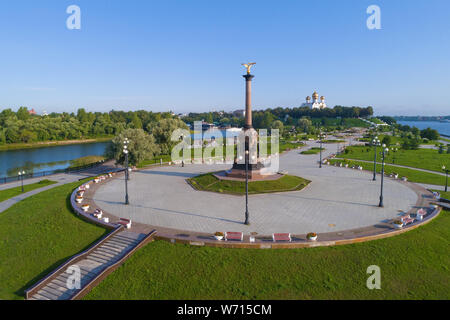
[27,231,152,300]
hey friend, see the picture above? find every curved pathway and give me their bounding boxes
[0,161,120,213]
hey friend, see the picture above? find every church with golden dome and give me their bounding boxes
[301,91,327,109]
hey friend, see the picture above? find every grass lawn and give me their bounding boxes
[0,137,113,151]
[85,209,449,300]
[0,179,57,203]
[337,145,450,173]
[329,159,447,186]
[188,173,310,195]
[69,155,105,168]
[0,180,109,300]
[322,139,345,144]
[432,190,450,199]
[300,147,325,155]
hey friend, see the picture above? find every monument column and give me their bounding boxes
[243,74,254,130]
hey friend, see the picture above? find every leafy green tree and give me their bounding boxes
[420,127,439,141]
[106,129,159,166]
[381,135,392,146]
[271,120,284,135]
[17,107,30,121]
[297,117,312,133]
[147,118,189,155]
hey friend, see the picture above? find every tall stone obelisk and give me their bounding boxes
[226,62,265,180]
[243,72,255,130]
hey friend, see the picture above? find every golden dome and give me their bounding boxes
[320,96,325,100]
[306,96,311,100]
[312,91,319,99]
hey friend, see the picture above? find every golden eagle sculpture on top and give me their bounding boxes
[242,62,256,74]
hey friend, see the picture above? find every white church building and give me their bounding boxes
[301,91,327,109]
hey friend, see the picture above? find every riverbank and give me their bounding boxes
[0,137,113,152]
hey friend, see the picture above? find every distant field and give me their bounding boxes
[0,137,112,151]
[301,147,325,155]
[337,145,449,173]
[329,159,446,186]
[69,155,105,168]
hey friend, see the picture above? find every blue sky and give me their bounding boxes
[0,0,449,116]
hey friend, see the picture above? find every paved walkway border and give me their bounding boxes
[74,169,444,249]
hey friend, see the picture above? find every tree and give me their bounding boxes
[420,127,439,141]
[106,129,159,167]
[17,107,30,121]
[381,135,392,146]
[271,120,284,135]
[147,118,189,155]
[297,117,312,133]
[401,138,419,150]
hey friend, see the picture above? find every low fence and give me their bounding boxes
[0,161,105,185]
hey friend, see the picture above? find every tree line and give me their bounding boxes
[183,105,374,129]
[0,107,177,144]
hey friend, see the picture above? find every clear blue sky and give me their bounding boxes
[0,0,449,116]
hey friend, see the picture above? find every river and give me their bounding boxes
[0,141,110,178]
[397,121,450,136]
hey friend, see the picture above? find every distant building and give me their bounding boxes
[301,91,327,109]
[28,108,37,115]
[232,109,246,118]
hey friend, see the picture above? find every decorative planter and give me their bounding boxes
[94,178,100,183]
[75,197,83,204]
[214,236,224,241]
[103,217,109,223]
[306,233,318,241]
[81,205,89,212]
[393,223,403,229]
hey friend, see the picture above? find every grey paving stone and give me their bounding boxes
[93,139,420,235]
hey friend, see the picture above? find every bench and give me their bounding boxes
[118,218,132,229]
[403,217,415,225]
[272,233,291,242]
[400,214,410,222]
[225,232,243,241]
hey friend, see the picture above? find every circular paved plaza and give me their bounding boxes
[92,141,419,235]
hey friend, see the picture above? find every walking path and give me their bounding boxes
[0,161,120,213]
[91,139,420,235]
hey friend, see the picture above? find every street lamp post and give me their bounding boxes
[318,130,324,168]
[443,165,449,192]
[379,145,389,207]
[372,137,381,181]
[392,147,398,164]
[123,138,130,205]
[18,170,25,192]
[244,149,250,225]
